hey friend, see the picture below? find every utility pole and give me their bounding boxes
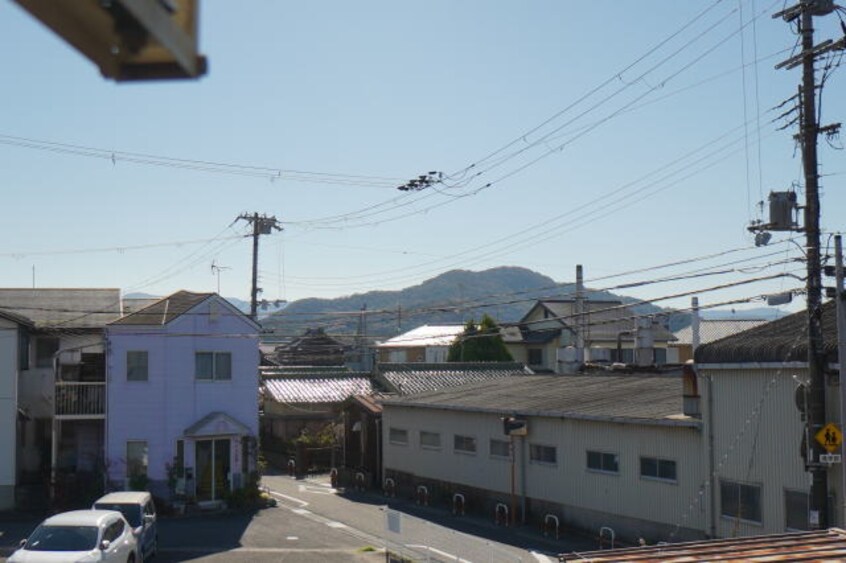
[835,235,846,526]
[774,0,843,529]
[236,213,282,320]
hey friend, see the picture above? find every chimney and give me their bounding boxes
[691,297,701,354]
[575,264,585,363]
[634,316,654,366]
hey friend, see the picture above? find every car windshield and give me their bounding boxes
[25,525,99,552]
[94,503,142,527]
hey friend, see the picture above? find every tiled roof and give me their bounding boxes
[559,528,846,561]
[263,374,375,403]
[111,290,213,325]
[696,300,838,364]
[377,325,465,348]
[260,366,356,378]
[378,362,530,395]
[383,373,697,427]
[0,288,122,329]
[673,318,769,345]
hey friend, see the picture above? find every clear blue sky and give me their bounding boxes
[1,1,843,315]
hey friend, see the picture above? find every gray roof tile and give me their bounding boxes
[263,374,375,403]
[696,301,838,364]
[384,374,696,427]
[378,362,530,395]
[0,288,121,329]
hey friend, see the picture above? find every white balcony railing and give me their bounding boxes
[55,382,105,417]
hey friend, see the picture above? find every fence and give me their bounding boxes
[383,508,525,562]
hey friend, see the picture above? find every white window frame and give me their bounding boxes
[126,350,149,382]
[639,456,677,483]
[195,351,232,381]
[529,443,557,466]
[126,440,149,478]
[453,434,477,455]
[419,430,442,451]
[388,427,408,446]
[587,450,619,474]
[720,479,762,525]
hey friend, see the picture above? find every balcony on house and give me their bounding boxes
[54,352,106,419]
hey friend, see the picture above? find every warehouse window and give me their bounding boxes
[388,427,408,446]
[420,431,441,450]
[785,489,809,531]
[720,480,762,523]
[587,450,619,474]
[530,443,557,465]
[453,435,477,455]
[640,456,677,482]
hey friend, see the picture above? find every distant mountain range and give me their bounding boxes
[259,266,691,340]
[126,268,788,340]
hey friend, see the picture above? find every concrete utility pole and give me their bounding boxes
[775,0,843,528]
[236,213,282,320]
[835,235,846,527]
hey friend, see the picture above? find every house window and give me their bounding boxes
[640,456,677,482]
[785,489,810,531]
[126,440,148,478]
[527,348,543,366]
[126,351,148,381]
[530,443,557,465]
[35,336,59,368]
[389,427,408,446]
[420,431,441,450]
[587,450,619,473]
[195,352,232,381]
[454,435,477,454]
[489,439,511,459]
[654,348,667,365]
[720,479,762,523]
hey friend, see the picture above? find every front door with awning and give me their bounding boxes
[183,412,251,501]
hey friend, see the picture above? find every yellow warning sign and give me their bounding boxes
[816,423,843,453]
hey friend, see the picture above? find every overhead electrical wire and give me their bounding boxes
[0,133,403,188]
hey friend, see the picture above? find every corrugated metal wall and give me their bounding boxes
[383,405,705,536]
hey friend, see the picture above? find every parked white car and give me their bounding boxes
[8,510,138,563]
[93,491,157,561]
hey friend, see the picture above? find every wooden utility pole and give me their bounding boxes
[236,213,282,320]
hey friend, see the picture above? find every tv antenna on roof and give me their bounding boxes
[211,260,231,294]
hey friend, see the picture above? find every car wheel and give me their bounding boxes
[127,554,136,563]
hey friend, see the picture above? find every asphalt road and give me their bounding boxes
[2,473,593,562]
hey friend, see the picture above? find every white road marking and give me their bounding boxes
[292,508,311,515]
[406,544,471,562]
[326,521,347,528]
[268,490,308,508]
[286,536,298,541]
[298,484,335,495]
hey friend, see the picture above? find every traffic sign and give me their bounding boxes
[815,422,843,453]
